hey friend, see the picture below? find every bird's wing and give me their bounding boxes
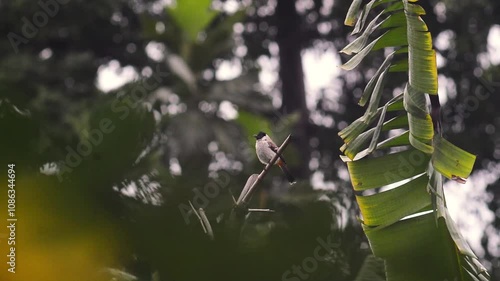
[267,139,286,163]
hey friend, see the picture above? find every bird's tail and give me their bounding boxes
[278,162,296,183]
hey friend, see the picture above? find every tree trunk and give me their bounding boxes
[276,0,310,179]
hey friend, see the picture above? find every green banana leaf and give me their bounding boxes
[340,0,489,280]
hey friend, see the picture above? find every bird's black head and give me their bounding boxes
[253,131,267,140]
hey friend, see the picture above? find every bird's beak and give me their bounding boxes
[253,134,257,138]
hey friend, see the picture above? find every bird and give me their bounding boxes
[253,131,295,183]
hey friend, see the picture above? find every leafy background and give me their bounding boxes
[0,0,498,280]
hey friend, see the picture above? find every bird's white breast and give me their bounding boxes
[256,140,274,164]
